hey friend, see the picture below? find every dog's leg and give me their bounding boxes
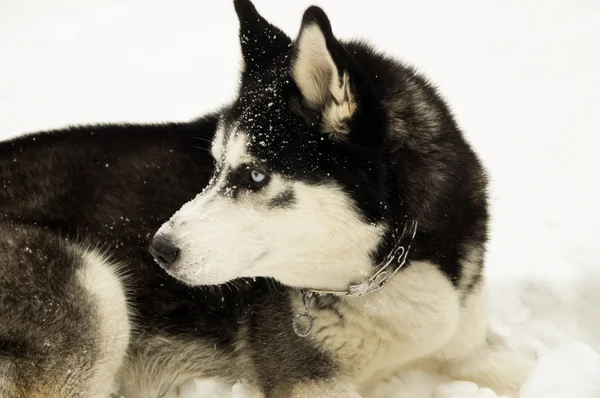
[0,359,16,398]
[76,248,131,397]
[428,285,533,398]
[439,341,533,398]
[0,224,130,398]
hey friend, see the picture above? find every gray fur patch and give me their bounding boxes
[267,189,296,209]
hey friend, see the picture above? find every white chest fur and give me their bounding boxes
[292,262,465,390]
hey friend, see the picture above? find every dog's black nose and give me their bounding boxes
[149,236,180,268]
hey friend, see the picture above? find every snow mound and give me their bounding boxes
[520,343,600,398]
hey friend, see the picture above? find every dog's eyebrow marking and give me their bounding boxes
[223,130,252,169]
[267,188,296,209]
[210,121,228,162]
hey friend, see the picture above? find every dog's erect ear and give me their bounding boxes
[291,6,357,141]
[233,0,292,73]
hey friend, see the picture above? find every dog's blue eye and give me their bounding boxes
[251,170,266,183]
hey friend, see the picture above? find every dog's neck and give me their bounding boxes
[307,219,418,297]
[292,219,418,337]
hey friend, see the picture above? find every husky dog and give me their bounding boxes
[0,0,532,397]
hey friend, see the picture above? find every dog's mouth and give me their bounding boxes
[160,259,216,286]
[155,248,272,287]
[162,265,202,286]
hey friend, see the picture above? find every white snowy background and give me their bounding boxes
[1,0,600,397]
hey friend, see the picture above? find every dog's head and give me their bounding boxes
[150,0,396,289]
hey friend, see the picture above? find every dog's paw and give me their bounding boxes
[434,381,510,398]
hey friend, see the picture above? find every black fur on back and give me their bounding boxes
[0,115,336,393]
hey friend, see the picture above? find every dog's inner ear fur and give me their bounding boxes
[292,8,357,141]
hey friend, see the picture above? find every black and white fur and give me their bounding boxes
[0,1,532,397]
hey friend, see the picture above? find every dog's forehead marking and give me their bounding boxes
[210,121,227,161]
[225,130,251,168]
[212,123,253,168]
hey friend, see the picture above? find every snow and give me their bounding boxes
[1,0,599,397]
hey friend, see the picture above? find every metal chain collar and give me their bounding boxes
[292,220,418,337]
